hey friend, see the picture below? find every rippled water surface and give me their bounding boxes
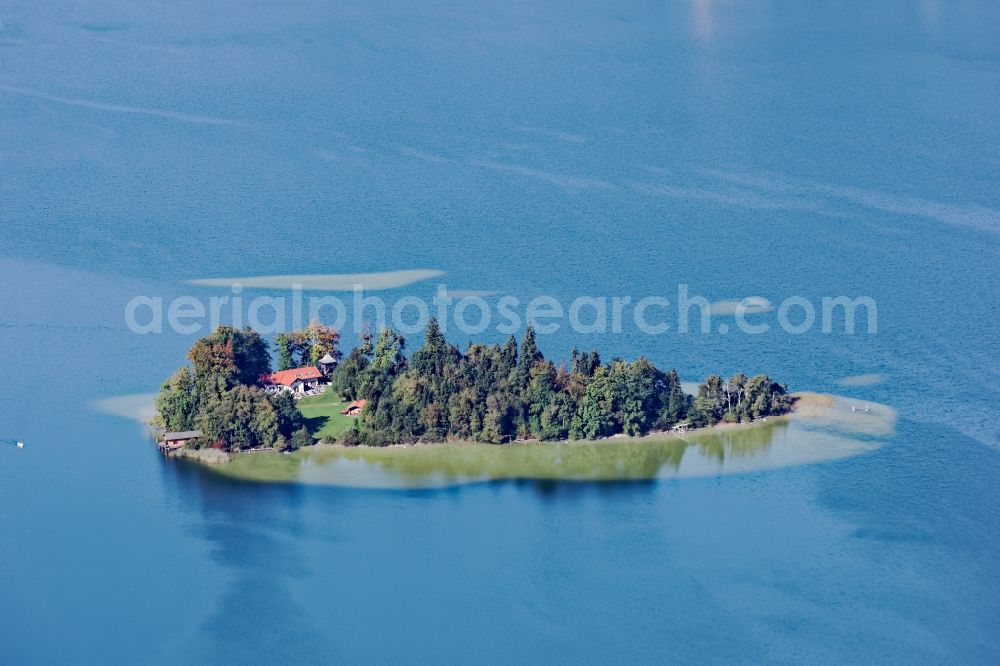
[2,1,999,663]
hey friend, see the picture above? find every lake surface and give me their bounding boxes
[2,1,999,663]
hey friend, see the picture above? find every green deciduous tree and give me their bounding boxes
[196,384,278,452]
[329,330,373,400]
[275,333,294,371]
[155,366,198,431]
[188,326,271,389]
[289,426,312,451]
[156,327,306,452]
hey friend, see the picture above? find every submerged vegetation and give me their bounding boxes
[207,394,895,487]
[155,320,793,453]
[218,418,797,486]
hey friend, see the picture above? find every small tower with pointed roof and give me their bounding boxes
[318,352,337,377]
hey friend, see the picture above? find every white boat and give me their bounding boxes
[16,441,24,448]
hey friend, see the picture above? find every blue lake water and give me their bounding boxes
[2,0,999,662]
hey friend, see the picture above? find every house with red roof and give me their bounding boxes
[260,366,325,396]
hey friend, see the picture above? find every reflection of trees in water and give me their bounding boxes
[601,438,688,476]
[338,421,784,484]
[519,476,658,499]
[692,421,785,464]
[160,461,335,664]
[210,420,787,487]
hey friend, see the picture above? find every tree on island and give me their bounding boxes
[328,329,373,401]
[155,367,198,432]
[156,321,793,452]
[188,325,271,388]
[156,326,306,453]
[289,426,312,451]
[274,321,342,370]
[324,318,792,446]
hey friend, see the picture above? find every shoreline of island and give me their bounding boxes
[94,361,894,484]
[149,322,848,473]
[169,402,798,466]
[189,391,896,487]
[169,392,845,466]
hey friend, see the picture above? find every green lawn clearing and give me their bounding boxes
[296,389,359,441]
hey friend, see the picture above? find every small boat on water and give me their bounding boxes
[16,441,24,448]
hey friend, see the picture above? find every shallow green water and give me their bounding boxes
[207,395,894,488]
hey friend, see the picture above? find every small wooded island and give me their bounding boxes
[154,321,793,458]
